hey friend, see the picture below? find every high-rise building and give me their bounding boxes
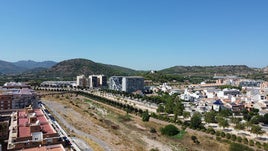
[109,76,123,91]
[109,76,144,93]
[88,75,98,88]
[97,75,107,87]
[76,75,88,88]
[122,76,144,93]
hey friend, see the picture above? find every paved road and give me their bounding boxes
[42,100,112,151]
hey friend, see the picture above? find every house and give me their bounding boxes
[212,100,224,112]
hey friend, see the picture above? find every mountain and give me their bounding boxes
[39,58,137,79]
[13,60,57,69]
[159,65,257,76]
[0,60,27,74]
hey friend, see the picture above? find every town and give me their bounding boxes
[1,71,268,151]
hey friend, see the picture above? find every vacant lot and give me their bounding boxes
[41,93,229,151]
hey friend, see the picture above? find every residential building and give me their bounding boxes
[212,100,224,112]
[97,75,107,87]
[76,75,88,88]
[0,88,37,110]
[88,75,98,88]
[7,107,62,150]
[20,144,65,151]
[0,115,9,140]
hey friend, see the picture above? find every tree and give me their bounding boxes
[217,116,229,129]
[234,123,245,130]
[263,113,268,124]
[204,111,217,123]
[165,98,174,114]
[183,111,190,119]
[174,100,184,116]
[249,115,261,124]
[157,104,165,112]
[250,125,265,136]
[142,110,150,122]
[190,113,202,129]
[218,109,232,117]
[230,117,242,124]
[160,124,179,136]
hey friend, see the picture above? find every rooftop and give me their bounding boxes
[18,109,56,138]
[21,144,65,151]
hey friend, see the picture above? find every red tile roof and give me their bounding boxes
[19,127,30,137]
[18,109,56,138]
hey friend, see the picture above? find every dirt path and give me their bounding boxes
[40,93,230,151]
[42,100,111,151]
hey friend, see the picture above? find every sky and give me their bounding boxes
[0,0,267,70]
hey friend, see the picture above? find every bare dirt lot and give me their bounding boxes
[41,93,229,151]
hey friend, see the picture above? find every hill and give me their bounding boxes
[13,60,57,69]
[159,65,257,76]
[39,58,138,79]
[0,60,26,74]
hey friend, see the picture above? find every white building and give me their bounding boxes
[76,75,88,88]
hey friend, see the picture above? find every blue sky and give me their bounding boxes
[0,0,267,70]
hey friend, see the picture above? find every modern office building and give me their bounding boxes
[122,76,144,93]
[109,76,123,91]
[109,76,144,93]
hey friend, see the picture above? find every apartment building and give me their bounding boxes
[0,88,37,110]
[7,107,62,150]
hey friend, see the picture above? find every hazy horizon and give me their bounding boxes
[1,0,268,70]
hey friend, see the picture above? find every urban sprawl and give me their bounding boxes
[1,74,268,151]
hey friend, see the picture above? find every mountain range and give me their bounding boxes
[0,60,57,74]
[0,59,267,80]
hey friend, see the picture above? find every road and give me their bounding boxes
[42,100,112,151]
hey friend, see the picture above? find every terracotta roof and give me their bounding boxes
[18,109,56,138]
[19,127,30,137]
[21,144,65,151]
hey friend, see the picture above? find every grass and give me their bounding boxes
[118,113,132,122]
[173,130,186,140]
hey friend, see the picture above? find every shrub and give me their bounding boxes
[221,132,226,138]
[226,133,231,139]
[243,138,248,145]
[249,140,254,146]
[150,148,159,151]
[236,136,242,143]
[255,141,261,148]
[150,128,157,133]
[191,135,200,144]
[216,131,221,136]
[229,143,254,151]
[160,124,179,136]
[263,143,268,150]
[142,110,150,122]
[216,136,221,141]
[231,134,236,141]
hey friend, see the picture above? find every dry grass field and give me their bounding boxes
[41,92,230,151]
